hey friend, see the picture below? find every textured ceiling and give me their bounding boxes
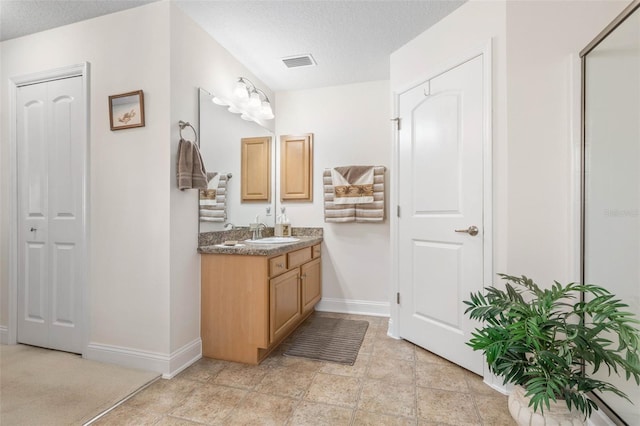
[176,1,465,90]
[1,0,465,91]
[0,0,159,41]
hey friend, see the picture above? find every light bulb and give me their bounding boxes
[227,104,242,114]
[260,101,274,119]
[233,80,248,99]
[212,96,228,106]
[248,91,261,109]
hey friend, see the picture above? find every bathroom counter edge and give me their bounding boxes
[198,236,323,256]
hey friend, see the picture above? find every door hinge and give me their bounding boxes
[397,206,400,217]
[391,117,401,130]
[396,292,400,304]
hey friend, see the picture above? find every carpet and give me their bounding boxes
[284,316,369,365]
[0,344,159,425]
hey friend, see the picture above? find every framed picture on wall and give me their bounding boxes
[109,90,145,130]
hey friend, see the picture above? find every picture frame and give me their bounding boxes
[109,90,145,130]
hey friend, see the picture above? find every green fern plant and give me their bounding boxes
[464,274,640,418]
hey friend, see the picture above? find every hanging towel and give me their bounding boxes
[355,167,384,223]
[323,166,385,223]
[177,139,194,190]
[177,138,208,190]
[331,166,374,204]
[191,142,208,190]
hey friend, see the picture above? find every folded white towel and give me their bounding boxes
[199,209,225,217]
[200,217,223,222]
[208,173,221,189]
[331,166,374,204]
[199,171,229,223]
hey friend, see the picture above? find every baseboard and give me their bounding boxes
[85,338,201,379]
[315,298,390,317]
[0,325,8,344]
[167,338,202,379]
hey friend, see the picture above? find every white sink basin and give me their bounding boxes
[245,237,300,244]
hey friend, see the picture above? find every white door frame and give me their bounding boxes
[8,63,90,353]
[389,42,493,363]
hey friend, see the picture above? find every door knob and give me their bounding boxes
[29,227,37,232]
[455,225,479,236]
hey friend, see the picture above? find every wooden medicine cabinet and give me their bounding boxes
[280,133,313,201]
[241,136,271,202]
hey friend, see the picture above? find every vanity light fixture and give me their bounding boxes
[212,77,274,124]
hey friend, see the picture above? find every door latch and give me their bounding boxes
[454,225,479,236]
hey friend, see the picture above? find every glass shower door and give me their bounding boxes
[583,4,640,425]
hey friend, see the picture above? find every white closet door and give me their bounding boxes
[17,76,85,353]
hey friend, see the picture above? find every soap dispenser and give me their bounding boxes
[275,210,284,237]
[281,207,291,237]
[275,207,291,237]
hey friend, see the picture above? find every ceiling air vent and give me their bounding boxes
[281,54,316,68]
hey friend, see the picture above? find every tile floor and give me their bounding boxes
[93,312,514,425]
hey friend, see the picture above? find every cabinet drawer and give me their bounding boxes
[287,247,312,269]
[312,244,321,258]
[269,254,287,277]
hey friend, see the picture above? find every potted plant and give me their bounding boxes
[464,274,640,425]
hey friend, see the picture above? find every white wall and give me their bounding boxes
[275,81,391,315]
[391,0,628,290]
[1,2,173,356]
[391,0,509,287]
[167,3,273,367]
[0,0,273,376]
[505,0,629,285]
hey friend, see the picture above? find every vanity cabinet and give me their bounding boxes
[270,268,302,343]
[280,133,313,201]
[241,136,271,202]
[301,258,321,314]
[201,243,322,364]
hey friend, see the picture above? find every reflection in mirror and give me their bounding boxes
[582,4,640,425]
[198,88,275,234]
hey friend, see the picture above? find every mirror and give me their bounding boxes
[198,88,275,233]
[582,3,640,425]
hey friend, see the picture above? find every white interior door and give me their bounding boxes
[17,76,85,353]
[397,55,485,374]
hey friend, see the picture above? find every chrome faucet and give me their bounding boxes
[251,223,267,240]
[224,222,235,230]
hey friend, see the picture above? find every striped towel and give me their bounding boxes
[331,166,374,204]
[199,173,229,222]
[324,166,385,223]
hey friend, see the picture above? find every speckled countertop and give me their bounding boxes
[198,227,323,256]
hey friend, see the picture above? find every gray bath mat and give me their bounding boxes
[284,316,369,365]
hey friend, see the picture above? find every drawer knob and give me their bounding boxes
[276,262,284,268]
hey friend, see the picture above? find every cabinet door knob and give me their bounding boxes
[301,273,306,279]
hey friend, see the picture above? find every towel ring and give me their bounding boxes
[178,120,199,146]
